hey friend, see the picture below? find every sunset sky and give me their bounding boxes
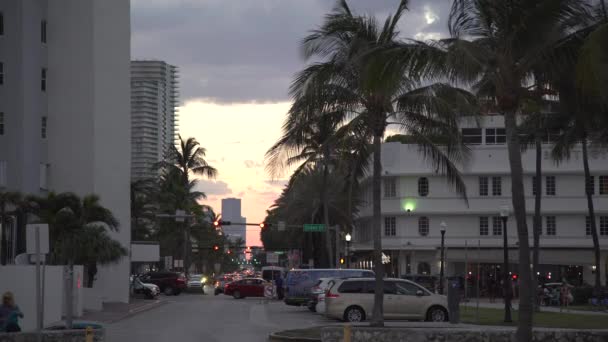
[131,0,450,246]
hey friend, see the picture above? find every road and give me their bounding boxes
[107,293,328,342]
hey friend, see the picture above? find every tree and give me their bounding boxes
[156,135,217,274]
[394,1,592,339]
[0,191,22,265]
[131,178,158,241]
[289,0,473,326]
[31,192,126,328]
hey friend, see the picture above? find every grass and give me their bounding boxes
[460,305,608,329]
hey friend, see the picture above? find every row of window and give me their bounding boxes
[380,216,608,237]
[0,112,47,138]
[381,175,608,198]
[0,13,46,42]
[461,127,560,145]
[0,62,47,90]
[0,161,48,189]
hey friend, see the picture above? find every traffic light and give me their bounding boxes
[259,222,272,229]
[227,249,232,254]
[213,244,220,252]
[512,274,518,280]
[213,214,231,228]
[340,257,345,265]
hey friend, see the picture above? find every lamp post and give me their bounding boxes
[439,221,447,295]
[500,205,512,323]
[345,233,352,269]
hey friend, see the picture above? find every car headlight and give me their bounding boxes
[202,277,208,284]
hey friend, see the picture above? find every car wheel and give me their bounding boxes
[214,289,220,296]
[426,306,448,322]
[344,306,365,322]
[164,287,175,296]
[233,290,241,299]
[174,290,181,296]
[307,304,316,312]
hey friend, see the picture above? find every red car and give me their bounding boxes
[224,278,270,299]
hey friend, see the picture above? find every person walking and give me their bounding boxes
[560,279,573,312]
[275,276,284,300]
[0,292,24,333]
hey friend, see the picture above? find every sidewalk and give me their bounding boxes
[461,298,608,316]
[80,298,167,324]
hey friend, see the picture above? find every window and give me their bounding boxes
[479,177,488,196]
[0,161,6,187]
[418,217,429,236]
[395,282,427,296]
[492,217,503,235]
[41,116,47,138]
[600,176,608,195]
[417,262,431,275]
[383,281,398,294]
[462,128,482,145]
[546,176,556,196]
[601,217,608,236]
[418,177,429,197]
[39,163,48,190]
[41,68,47,91]
[338,281,365,294]
[492,177,502,196]
[0,61,4,84]
[546,216,556,236]
[485,128,506,144]
[0,12,4,36]
[586,216,592,236]
[41,20,47,43]
[532,176,539,196]
[383,178,396,198]
[479,217,489,236]
[0,112,4,135]
[586,176,595,195]
[384,217,396,236]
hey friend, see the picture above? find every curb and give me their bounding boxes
[268,333,321,342]
[107,299,167,323]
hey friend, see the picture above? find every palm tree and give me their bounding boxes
[131,178,158,241]
[266,108,343,267]
[157,135,217,274]
[393,1,592,338]
[0,191,22,265]
[31,192,126,328]
[289,0,473,326]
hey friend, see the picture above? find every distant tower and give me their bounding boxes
[130,60,179,180]
[221,198,246,243]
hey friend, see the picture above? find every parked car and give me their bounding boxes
[131,277,160,299]
[308,278,335,313]
[140,271,187,296]
[214,275,234,295]
[186,274,208,292]
[284,269,374,306]
[324,278,448,322]
[224,278,270,299]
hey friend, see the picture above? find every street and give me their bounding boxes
[107,293,328,342]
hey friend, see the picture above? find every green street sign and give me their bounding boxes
[304,224,326,232]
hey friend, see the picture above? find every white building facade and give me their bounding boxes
[130,60,179,180]
[0,0,131,303]
[353,115,608,288]
[221,198,247,244]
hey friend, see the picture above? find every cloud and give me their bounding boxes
[131,0,452,103]
[244,160,264,168]
[193,179,233,196]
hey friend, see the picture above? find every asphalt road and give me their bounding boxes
[107,293,329,342]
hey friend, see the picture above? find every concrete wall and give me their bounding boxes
[321,327,608,342]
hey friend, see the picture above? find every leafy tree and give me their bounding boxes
[287,0,473,326]
[131,178,158,241]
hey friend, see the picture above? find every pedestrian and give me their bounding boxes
[0,292,24,333]
[275,276,284,300]
[560,279,573,312]
[488,278,496,303]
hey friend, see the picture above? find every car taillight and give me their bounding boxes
[325,290,339,298]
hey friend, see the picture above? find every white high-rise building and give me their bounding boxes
[0,0,131,302]
[353,115,608,287]
[221,198,246,243]
[130,60,179,180]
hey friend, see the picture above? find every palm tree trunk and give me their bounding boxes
[504,111,533,342]
[0,204,6,265]
[322,150,334,268]
[532,135,542,312]
[371,133,385,327]
[582,137,602,296]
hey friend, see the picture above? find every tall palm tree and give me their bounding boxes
[394,1,591,339]
[31,192,125,328]
[131,178,158,241]
[0,191,22,265]
[289,0,474,326]
[266,108,343,267]
[157,135,217,274]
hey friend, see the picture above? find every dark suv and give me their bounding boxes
[140,272,187,296]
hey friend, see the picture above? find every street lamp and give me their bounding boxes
[345,233,352,269]
[500,205,512,323]
[439,221,447,295]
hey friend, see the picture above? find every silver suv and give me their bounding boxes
[324,278,448,322]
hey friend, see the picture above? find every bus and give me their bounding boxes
[284,268,374,306]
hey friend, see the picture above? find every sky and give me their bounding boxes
[131,0,451,246]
